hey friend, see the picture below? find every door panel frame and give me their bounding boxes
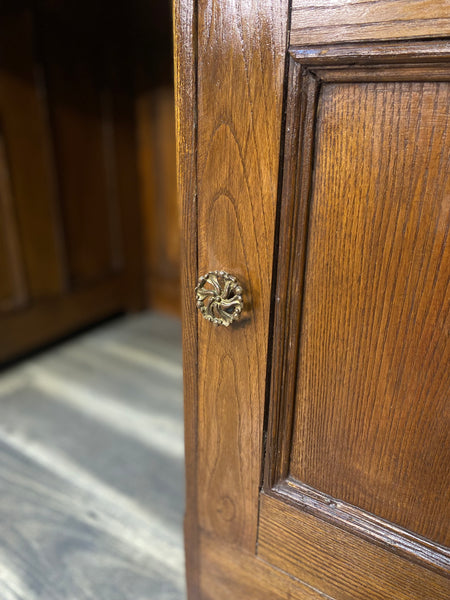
[262,41,450,588]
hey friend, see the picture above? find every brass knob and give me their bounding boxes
[195,270,244,327]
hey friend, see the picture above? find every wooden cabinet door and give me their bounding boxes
[175,1,450,598]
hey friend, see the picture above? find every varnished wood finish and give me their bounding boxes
[177,2,450,598]
[291,0,450,46]
[259,494,450,600]
[272,479,450,576]
[261,44,450,597]
[291,77,449,545]
[137,88,181,315]
[195,0,289,549]
[173,0,200,596]
[200,533,327,600]
[0,4,144,362]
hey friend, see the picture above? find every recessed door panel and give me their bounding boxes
[259,44,450,599]
[290,80,449,545]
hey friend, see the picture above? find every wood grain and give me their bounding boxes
[200,533,328,600]
[272,479,449,576]
[264,61,320,489]
[195,0,289,550]
[290,0,450,46]
[178,1,450,598]
[290,79,450,545]
[137,88,181,314]
[173,0,200,596]
[260,45,450,599]
[259,494,450,600]
[43,68,119,286]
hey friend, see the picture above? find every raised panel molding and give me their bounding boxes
[261,41,450,591]
[258,494,450,600]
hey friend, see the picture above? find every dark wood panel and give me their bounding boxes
[137,88,180,314]
[173,0,200,595]
[261,44,450,600]
[270,479,449,576]
[290,79,450,545]
[112,91,146,312]
[0,129,27,311]
[258,494,450,600]
[0,3,146,363]
[290,0,450,46]
[45,76,119,286]
[38,3,125,287]
[0,9,66,299]
[0,276,125,364]
[195,0,289,549]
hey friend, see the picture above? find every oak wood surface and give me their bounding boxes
[290,0,450,46]
[173,0,200,596]
[258,494,450,600]
[177,1,450,598]
[200,533,328,600]
[271,479,450,576]
[195,0,289,550]
[289,78,450,545]
[262,46,450,598]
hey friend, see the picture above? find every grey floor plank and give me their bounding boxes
[0,385,185,527]
[0,440,184,600]
[0,313,186,600]
[28,346,184,422]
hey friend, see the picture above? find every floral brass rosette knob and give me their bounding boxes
[195,270,244,327]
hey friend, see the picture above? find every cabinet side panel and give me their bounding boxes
[174,0,199,596]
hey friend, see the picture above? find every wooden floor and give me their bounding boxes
[0,312,186,600]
